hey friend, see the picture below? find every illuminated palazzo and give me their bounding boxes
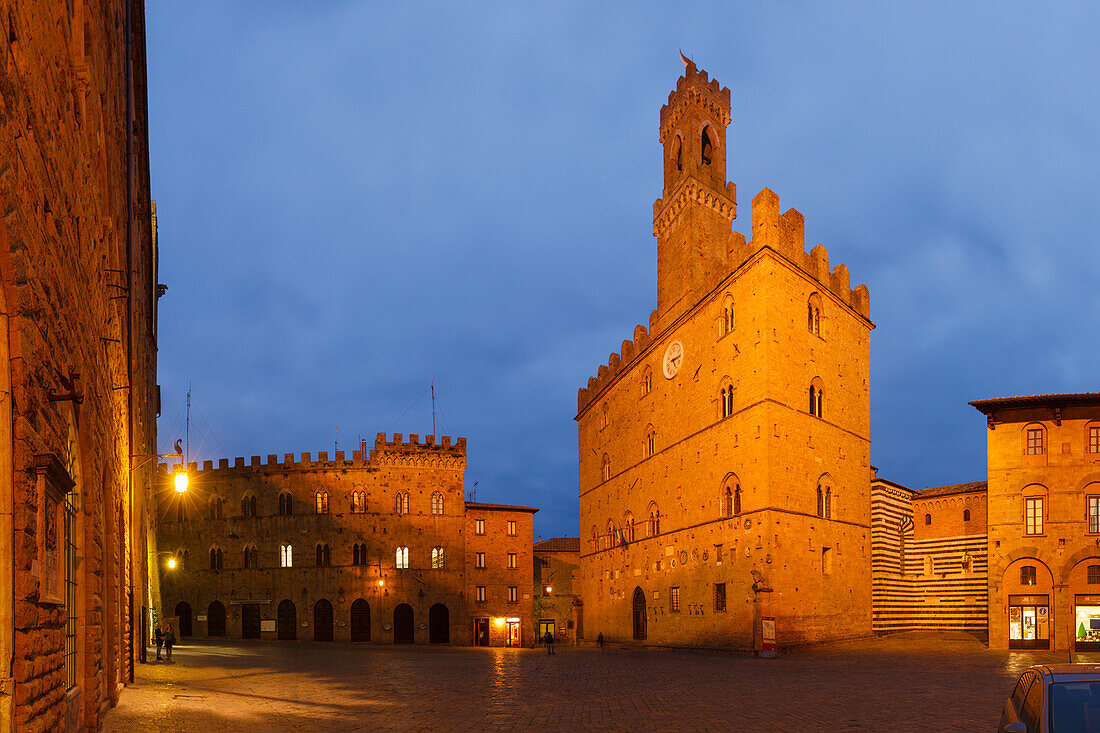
[157,433,537,647]
[576,60,873,649]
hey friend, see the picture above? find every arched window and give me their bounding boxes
[623,512,634,543]
[963,509,971,522]
[316,543,330,566]
[602,454,611,482]
[807,293,822,335]
[315,492,329,514]
[278,493,293,516]
[724,486,733,517]
[396,546,409,569]
[209,547,223,570]
[591,526,599,551]
[395,492,409,515]
[178,549,188,570]
[352,542,366,566]
[723,296,735,335]
[600,403,608,429]
[674,136,682,172]
[280,543,293,568]
[644,426,655,459]
[824,487,831,519]
[242,494,256,518]
[351,491,366,513]
[642,368,653,396]
[816,486,824,518]
[925,513,932,525]
[648,502,660,536]
[720,383,734,418]
[734,486,742,516]
[209,497,224,519]
[431,492,444,515]
[1024,423,1046,456]
[243,545,257,569]
[809,379,824,418]
[701,126,713,165]
[432,546,445,569]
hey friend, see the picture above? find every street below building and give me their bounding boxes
[104,633,1068,731]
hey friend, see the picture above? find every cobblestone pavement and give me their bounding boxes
[104,633,1068,732]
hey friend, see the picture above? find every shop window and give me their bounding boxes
[432,546,444,569]
[963,509,971,522]
[1090,496,1100,534]
[1025,497,1044,535]
[431,492,444,515]
[395,546,409,569]
[714,583,726,612]
[1021,566,1037,586]
[1089,565,1100,585]
[670,586,681,612]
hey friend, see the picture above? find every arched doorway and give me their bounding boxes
[428,603,449,643]
[277,600,297,640]
[242,604,261,639]
[350,599,370,642]
[207,601,226,637]
[393,603,414,643]
[632,587,646,641]
[175,601,192,638]
[314,599,333,641]
[1003,558,1053,649]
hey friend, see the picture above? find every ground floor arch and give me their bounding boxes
[428,603,449,643]
[394,603,414,643]
[1002,557,1054,650]
[314,599,333,641]
[632,587,646,641]
[350,599,370,642]
[277,600,297,641]
[207,601,226,637]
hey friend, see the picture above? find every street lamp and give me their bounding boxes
[167,558,176,569]
[173,471,188,493]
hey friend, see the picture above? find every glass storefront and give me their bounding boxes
[1075,595,1100,651]
[1009,595,1050,650]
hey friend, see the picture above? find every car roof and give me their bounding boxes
[1028,664,1100,681]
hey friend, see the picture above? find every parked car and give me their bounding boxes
[1000,664,1100,732]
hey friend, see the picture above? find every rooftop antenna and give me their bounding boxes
[335,424,338,454]
[185,383,191,464]
[431,380,436,436]
[472,480,477,502]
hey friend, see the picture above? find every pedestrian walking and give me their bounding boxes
[164,623,175,662]
[154,625,164,660]
[597,632,604,648]
[544,630,555,655]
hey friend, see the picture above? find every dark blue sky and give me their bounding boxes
[147,3,1099,539]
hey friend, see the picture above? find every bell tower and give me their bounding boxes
[653,57,738,318]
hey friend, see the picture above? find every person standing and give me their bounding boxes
[164,623,176,662]
[154,625,164,661]
[544,630,554,655]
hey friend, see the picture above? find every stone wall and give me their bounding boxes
[0,1,157,731]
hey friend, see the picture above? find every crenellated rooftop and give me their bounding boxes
[577,187,871,417]
[156,432,466,476]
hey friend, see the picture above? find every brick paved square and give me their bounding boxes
[104,633,1066,732]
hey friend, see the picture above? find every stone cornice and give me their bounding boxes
[653,177,736,239]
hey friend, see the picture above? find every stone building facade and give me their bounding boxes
[0,2,159,732]
[972,393,1100,652]
[576,60,873,649]
[870,473,988,635]
[156,434,537,648]
[533,537,580,645]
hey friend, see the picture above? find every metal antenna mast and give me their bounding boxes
[431,381,436,436]
[185,383,191,464]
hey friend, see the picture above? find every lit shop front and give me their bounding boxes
[1008,595,1050,650]
[1075,596,1100,651]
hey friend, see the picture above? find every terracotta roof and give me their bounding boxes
[464,501,538,513]
[533,537,580,552]
[915,480,987,498]
[970,392,1100,413]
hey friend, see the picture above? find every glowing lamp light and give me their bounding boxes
[377,579,384,587]
[167,558,176,569]
[494,617,506,627]
[173,471,189,493]
[545,586,552,594]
